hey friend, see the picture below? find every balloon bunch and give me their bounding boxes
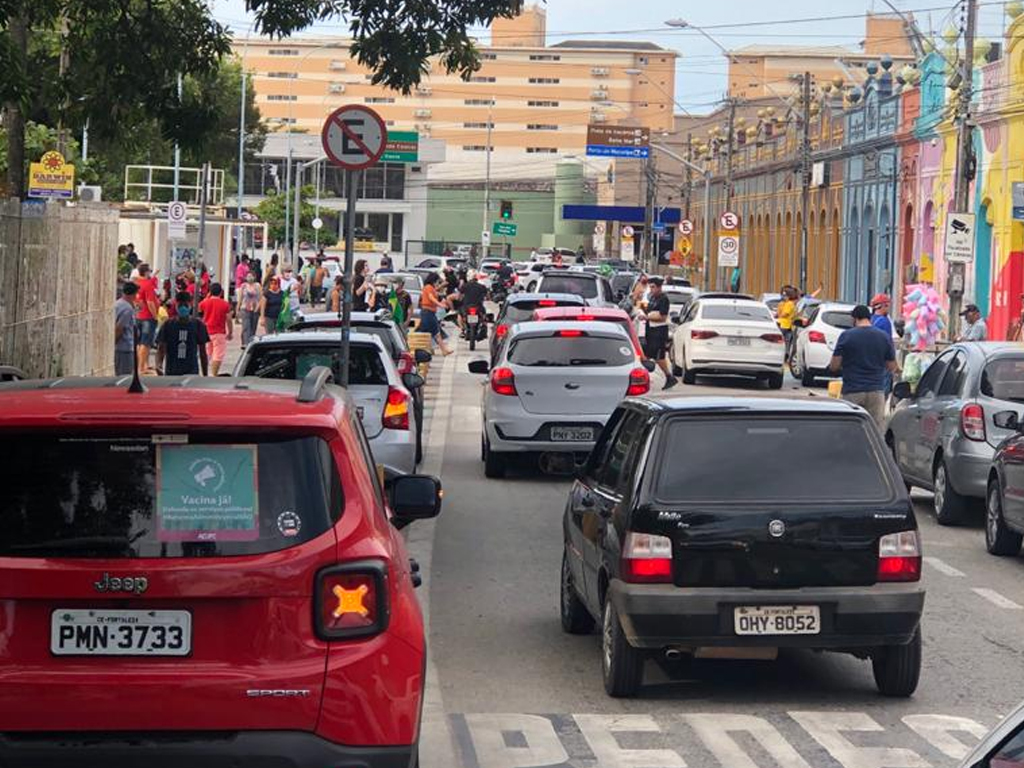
[902,283,947,351]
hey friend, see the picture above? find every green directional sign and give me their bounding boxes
[492,222,518,237]
[381,131,419,163]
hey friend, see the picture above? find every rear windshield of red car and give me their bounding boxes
[505,300,577,324]
[0,433,342,558]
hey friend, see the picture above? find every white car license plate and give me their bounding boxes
[734,605,820,636]
[551,426,595,442]
[727,337,751,347]
[51,609,192,656]
[467,314,480,325]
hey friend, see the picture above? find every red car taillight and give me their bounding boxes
[315,563,388,640]
[627,367,650,396]
[808,330,827,344]
[491,367,517,396]
[397,351,415,375]
[621,532,673,584]
[876,530,921,582]
[496,324,509,338]
[468,306,478,316]
[383,386,410,430]
[691,330,719,340]
[961,403,986,441]
[760,333,785,343]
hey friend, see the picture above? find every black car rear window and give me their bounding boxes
[981,357,1024,402]
[243,343,389,386]
[653,417,894,504]
[0,434,342,558]
[509,336,634,367]
[538,275,599,299]
[821,311,856,329]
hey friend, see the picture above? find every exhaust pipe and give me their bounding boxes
[664,648,684,661]
[538,452,576,475]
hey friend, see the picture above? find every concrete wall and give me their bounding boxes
[426,187,555,259]
[0,199,119,377]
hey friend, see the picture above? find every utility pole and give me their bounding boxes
[643,158,657,271]
[949,0,977,338]
[237,63,247,257]
[292,161,303,266]
[284,146,293,260]
[723,98,737,290]
[197,162,210,267]
[799,71,813,292]
[481,99,493,259]
[684,133,693,220]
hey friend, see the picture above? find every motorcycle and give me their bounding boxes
[463,305,487,351]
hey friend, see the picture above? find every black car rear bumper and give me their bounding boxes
[0,731,416,768]
[609,580,924,649]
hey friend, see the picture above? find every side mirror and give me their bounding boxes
[390,475,443,522]
[892,381,914,401]
[641,359,656,373]
[993,410,1021,431]
[414,349,433,364]
[468,359,490,375]
[672,315,682,325]
[402,372,425,390]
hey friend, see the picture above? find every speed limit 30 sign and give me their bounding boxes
[718,234,740,267]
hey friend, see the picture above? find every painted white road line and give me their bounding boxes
[972,588,1024,610]
[923,557,966,578]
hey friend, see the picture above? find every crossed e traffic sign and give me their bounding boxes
[322,105,387,170]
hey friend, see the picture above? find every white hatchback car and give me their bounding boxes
[468,321,651,478]
[235,330,423,481]
[670,297,786,388]
[789,301,857,386]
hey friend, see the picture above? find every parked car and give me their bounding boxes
[560,396,924,698]
[789,302,857,386]
[986,412,1024,556]
[236,331,424,481]
[490,292,587,362]
[517,261,553,291]
[535,270,616,308]
[0,371,442,765]
[760,292,783,315]
[957,698,1024,768]
[532,305,644,359]
[468,322,650,478]
[415,255,471,272]
[670,297,786,388]
[888,343,1024,525]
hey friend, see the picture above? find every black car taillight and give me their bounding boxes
[315,561,390,640]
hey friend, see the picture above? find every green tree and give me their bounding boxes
[255,185,337,248]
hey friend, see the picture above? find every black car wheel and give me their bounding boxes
[986,478,1023,556]
[680,353,696,385]
[483,435,505,479]
[767,372,784,390]
[933,459,966,525]
[601,601,643,697]
[415,398,424,465]
[871,626,921,698]
[560,551,595,634]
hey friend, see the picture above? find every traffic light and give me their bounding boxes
[500,200,513,220]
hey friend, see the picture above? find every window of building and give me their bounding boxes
[266,94,297,101]
[529,54,561,61]
[464,98,496,106]
[268,48,299,55]
[390,213,404,251]
[529,77,560,84]
[322,163,406,201]
[527,124,558,131]
[481,53,497,60]
[267,71,298,79]
[638,56,649,66]
[470,76,496,83]
[463,122,495,129]
[365,97,395,104]
[463,145,493,152]
[528,100,559,107]
[526,147,558,154]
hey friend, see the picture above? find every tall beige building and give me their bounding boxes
[239,5,677,179]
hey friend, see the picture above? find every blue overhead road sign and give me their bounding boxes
[586,124,650,160]
[586,144,650,159]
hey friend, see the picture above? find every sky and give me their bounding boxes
[211,0,1011,112]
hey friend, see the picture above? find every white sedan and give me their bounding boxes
[670,297,787,389]
[789,301,856,386]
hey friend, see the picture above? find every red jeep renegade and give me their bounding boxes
[0,368,440,767]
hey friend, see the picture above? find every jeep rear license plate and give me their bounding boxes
[734,605,820,636]
[550,426,595,442]
[51,609,192,656]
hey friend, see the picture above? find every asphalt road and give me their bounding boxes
[408,336,1024,768]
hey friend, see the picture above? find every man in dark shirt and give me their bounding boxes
[644,277,677,389]
[156,292,210,376]
[830,304,897,429]
[459,271,488,340]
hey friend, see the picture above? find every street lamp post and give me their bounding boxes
[650,142,713,290]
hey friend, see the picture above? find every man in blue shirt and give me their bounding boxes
[870,293,893,336]
[830,305,898,429]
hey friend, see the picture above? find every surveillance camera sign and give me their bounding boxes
[945,213,976,263]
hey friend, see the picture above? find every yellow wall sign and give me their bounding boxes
[28,151,75,200]
[918,254,935,283]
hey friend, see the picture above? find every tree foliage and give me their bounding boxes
[255,185,338,248]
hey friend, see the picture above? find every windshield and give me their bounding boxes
[982,358,1024,402]
[509,335,634,367]
[242,343,389,385]
[0,434,340,558]
[654,417,893,504]
[538,276,599,299]
[821,310,856,329]
[701,304,774,322]
[505,300,577,324]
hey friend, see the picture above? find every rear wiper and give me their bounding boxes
[11,536,136,554]
[252,359,291,377]
[570,359,607,366]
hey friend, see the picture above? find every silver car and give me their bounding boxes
[887,342,1024,524]
[535,271,616,307]
[468,321,651,478]
[235,330,424,481]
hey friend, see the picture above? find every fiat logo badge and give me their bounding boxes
[768,520,785,538]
